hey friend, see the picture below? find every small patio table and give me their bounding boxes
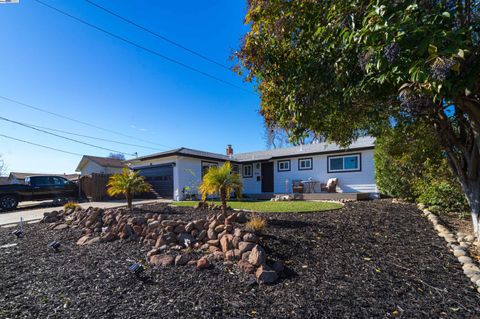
[301,180,320,193]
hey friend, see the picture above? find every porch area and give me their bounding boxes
[246,192,372,201]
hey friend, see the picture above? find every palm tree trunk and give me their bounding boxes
[126,191,132,211]
[220,187,227,216]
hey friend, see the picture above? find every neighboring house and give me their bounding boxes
[0,176,9,185]
[126,136,377,200]
[8,172,79,184]
[75,155,125,176]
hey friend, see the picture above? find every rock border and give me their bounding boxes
[418,203,480,293]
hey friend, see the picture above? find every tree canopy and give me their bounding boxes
[236,0,480,236]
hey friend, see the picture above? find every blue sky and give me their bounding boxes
[0,0,262,174]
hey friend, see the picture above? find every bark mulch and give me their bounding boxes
[1,200,479,318]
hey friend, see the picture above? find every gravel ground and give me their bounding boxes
[1,200,479,318]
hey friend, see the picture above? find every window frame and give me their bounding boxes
[327,153,362,173]
[201,161,218,177]
[242,164,253,178]
[298,157,313,171]
[232,164,240,175]
[277,160,291,172]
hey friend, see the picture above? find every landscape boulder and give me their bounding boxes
[175,255,191,266]
[256,265,278,284]
[150,255,175,267]
[196,257,211,270]
[249,245,266,266]
[237,260,256,274]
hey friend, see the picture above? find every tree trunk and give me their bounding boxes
[434,101,480,239]
[220,188,227,216]
[463,180,480,238]
[126,191,133,211]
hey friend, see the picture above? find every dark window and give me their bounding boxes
[277,160,290,172]
[32,176,52,186]
[298,158,313,170]
[327,153,361,173]
[52,177,68,185]
[243,164,253,177]
[232,164,239,174]
[201,161,218,177]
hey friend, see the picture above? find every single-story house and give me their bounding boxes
[75,155,125,176]
[8,172,79,184]
[0,176,9,185]
[125,136,377,201]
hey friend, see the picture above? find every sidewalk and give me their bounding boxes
[0,199,170,227]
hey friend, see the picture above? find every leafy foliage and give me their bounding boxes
[0,155,6,176]
[236,0,480,235]
[374,122,445,200]
[375,122,468,213]
[63,201,81,210]
[198,162,242,214]
[107,168,151,210]
[415,179,469,214]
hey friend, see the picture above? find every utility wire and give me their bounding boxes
[85,0,230,71]
[0,95,172,149]
[0,133,83,157]
[0,116,136,156]
[33,0,254,95]
[26,122,162,151]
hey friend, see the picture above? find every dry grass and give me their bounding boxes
[245,215,267,234]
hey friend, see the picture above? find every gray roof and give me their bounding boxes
[129,136,375,163]
[132,147,232,162]
[234,136,375,161]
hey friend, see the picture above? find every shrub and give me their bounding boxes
[64,201,80,210]
[245,215,267,234]
[374,122,444,200]
[414,179,469,214]
[375,122,469,214]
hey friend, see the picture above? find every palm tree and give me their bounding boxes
[199,162,242,214]
[107,168,151,210]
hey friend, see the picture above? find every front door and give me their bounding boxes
[261,162,274,193]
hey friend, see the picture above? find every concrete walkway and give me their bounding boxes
[0,199,170,227]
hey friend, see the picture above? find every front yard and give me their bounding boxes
[1,200,479,318]
[172,200,343,213]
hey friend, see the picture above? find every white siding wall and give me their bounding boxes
[241,163,262,194]
[80,162,124,176]
[80,162,104,175]
[177,157,205,200]
[129,156,229,201]
[242,149,377,194]
[128,149,377,200]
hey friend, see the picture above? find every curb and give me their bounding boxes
[1,218,41,228]
[419,203,480,293]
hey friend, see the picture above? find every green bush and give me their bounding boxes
[375,122,444,201]
[412,160,469,214]
[375,122,469,213]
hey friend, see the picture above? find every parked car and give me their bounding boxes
[0,175,78,210]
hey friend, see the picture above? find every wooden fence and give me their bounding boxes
[79,173,156,202]
[79,173,112,202]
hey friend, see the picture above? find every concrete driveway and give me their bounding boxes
[0,199,171,227]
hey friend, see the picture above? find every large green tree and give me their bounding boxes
[236,0,480,237]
